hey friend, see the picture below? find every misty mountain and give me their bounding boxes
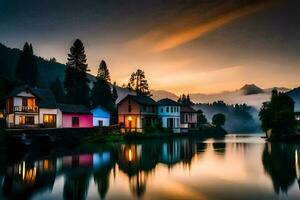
[240,84,264,95]
[151,90,178,101]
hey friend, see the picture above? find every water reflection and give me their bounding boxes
[1,136,300,199]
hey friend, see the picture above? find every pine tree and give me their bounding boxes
[112,81,118,104]
[91,61,114,111]
[128,69,151,96]
[50,78,65,103]
[64,39,90,105]
[15,42,38,87]
[97,60,110,82]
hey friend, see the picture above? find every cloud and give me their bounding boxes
[127,0,275,53]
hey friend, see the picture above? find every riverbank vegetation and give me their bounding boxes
[259,89,297,141]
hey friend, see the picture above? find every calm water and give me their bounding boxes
[0,134,300,200]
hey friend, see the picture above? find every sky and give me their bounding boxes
[0,0,300,94]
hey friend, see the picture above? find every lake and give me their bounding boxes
[0,134,300,200]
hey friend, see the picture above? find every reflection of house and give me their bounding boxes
[157,98,181,133]
[58,104,93,128]
[2,159,56,200]
[3,86,61,128]
[180,106,197,130]
[91,106,111,127]
[118,95,157,132]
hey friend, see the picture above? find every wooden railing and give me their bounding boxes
[14,106,38,113]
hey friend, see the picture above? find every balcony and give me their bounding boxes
[14,106,38,113]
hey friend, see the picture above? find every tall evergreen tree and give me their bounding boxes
[128,69,151,96]
[91,60,114,111]
[97,60,110,82]
[50,78,65,103]
[15,42,38,87]
[112,81,118,104]
[64,39,90,105]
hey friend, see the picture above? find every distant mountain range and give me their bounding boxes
[151,84,291,109]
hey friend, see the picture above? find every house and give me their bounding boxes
[58,104,93,128]
[91,106,111,126]
[180,106,197,131]
[118,95,157,132]
[157,98,181,133]
[3,86,61,128]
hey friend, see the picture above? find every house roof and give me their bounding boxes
[157,98,180,106]
[31,88,57,109]
[181,106,197,113]
[119,94,156,106]
[4,85,57,109]
[58,104,91,114]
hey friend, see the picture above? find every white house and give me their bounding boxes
[157,98,181,133]
[4,86,61,128]
[91,106,111,126]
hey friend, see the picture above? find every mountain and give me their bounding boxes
[189,84,291,109]
[240,84,264,95]
[0,42,95,88]
[151,90,178,101]
[287,87,300,111]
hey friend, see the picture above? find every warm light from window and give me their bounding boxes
[129,149,132,162]
[0,113,3,118]
[128,116,132,121]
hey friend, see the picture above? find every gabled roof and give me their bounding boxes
[157,98,180,106]
[58,104,91,114]
[118,94,156,106]
[31,88,57,109]
[181,106,197,113]
[4,85,57,109]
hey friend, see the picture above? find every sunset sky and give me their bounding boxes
[1,0,300,94]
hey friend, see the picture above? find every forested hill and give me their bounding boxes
[0,43,95,87]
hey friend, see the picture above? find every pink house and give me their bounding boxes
[58,104,93,128]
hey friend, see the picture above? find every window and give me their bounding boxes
[98,120,103,126]
[166,107,169,112]
[19,116,34,125]
[72,117,79,127]
[43,114,56,128]
[128,105,131,112]
[160,108,163,113]
[171,107,173,112]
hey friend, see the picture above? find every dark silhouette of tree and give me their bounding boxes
[64,39,90,105]
[15,42,38,87]
[177,94,193,106]
[128,69,151,96]
[63,174,90,200]
[50,77,65,103]
[262,143,297,194]
[91,60,114,111]
[212,113,226,127]
[196,109,207,127]
[49,57,57,63]
[259,89,296,139]
[112,82,118,104]
[97,60,110,82]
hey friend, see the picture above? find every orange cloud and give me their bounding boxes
[152,1,274,53]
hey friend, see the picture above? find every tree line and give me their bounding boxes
[2,39,152,113]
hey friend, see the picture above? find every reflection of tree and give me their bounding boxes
[94,168,111,199]
[262,143,297,194]
[212,142,226,154]
[63,174,90,200]
[129,171,147,198]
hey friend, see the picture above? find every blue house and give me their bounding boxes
[91,106,111,127]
